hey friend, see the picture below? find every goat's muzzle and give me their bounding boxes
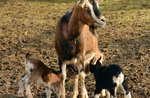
[94,15,106,27]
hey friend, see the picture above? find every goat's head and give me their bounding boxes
[75,0,106,27]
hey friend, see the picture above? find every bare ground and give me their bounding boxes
[0,0,150,98]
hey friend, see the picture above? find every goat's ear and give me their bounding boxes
[84,52,95,64]
[78,0,86,8]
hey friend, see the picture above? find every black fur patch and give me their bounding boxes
[122,80,130,95]
[90,61,123,89]
[61,11,72,23]
[60,38,76,60]
[93,0,101,17]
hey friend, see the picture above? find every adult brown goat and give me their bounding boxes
[55,0,106,98]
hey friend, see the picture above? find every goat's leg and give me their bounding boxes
[18,74,29,97]
[80,71,88,98]
[61,63,67,98]
[72,74,79,98]
[99,53,104,64]
[57,92,61,98]
[120,80,131,98]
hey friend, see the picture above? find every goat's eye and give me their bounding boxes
[84,7,89,11]
[30,69,33,72]
[87,8,91,14]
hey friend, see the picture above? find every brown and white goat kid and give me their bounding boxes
[55,0,106,98]
[18,53,63,98]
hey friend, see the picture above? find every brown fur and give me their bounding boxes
[18,56,62,98]
[55,4,103,72]
[27,58,61,84]
[55,1,105,97]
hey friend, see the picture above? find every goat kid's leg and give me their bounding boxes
[120,80,131,98]
[94,94,100,98]
[25,79,33,98]
[18,80,24,97]
[109,88,117,98]
[94,88,102,98]
[101,89,106,97]
[94,89,110,98]
[18,74,29,97]
[106,90,110,98]
[72,74,79,98]
[61,63,67,98]
[80,72,88,98]
[54,83,62,98]
[46,87,52,98]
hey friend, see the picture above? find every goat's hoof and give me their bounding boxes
[126,92,132,98]
[61,95,66,98]
[72,95,78,98]
[18,90,24,97]
[18,91,24,97]
[81,94,87,98]
[26,95,33,98]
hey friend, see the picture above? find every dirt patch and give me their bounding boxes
[0,0,150,98]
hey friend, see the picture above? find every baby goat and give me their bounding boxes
[90,60,131,98]
[18,53,63,98]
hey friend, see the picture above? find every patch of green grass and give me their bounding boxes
[99,0,150,35]
[101,0,150,11]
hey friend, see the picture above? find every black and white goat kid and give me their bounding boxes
[90,60,131,98]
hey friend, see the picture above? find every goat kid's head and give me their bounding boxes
[89,58,103,73]
[76,0,106,27]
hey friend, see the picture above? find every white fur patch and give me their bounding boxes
[80,71,86,78]
[101,89,106,96]
[95,0,99,9]
[113,72,124,86]
[94,94,100,98]
[80,72,89,98]
[64,58,77,65]
[25,62,34,74]
[126,92,132,98]
[36,77,47,86]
